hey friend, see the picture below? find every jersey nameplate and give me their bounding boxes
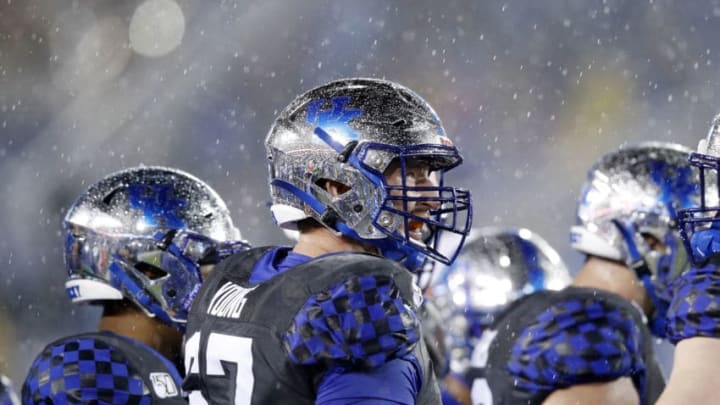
[207,281,256,319]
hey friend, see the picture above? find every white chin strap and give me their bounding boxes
[570,225,624,261]
[65,279,123,303]
[281,229,300,242]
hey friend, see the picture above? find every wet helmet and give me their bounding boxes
[570,142,699,335]
[432,227,570,374]
[266,78,472,270]
[64,166,248,329]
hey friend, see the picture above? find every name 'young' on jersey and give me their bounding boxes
[183,247,441,405]
[22,331,185,404]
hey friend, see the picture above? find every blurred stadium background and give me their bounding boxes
[2,0,719,387]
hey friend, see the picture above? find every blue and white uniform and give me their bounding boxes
[183,247,440,405]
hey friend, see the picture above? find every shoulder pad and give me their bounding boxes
[22,335,151,404]
[507,294,646,397]
[667,266,720,343]
[283,274,420,369]
[295,253,421,309]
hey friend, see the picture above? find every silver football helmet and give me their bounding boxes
[266,78,472,270]
[431,227,571,374]
[570,142,699,335]
[64,166,247,329]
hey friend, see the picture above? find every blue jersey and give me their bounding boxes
[22,331,185,404]
[184,246,440,405]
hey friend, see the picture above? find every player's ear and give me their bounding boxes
[323,179,351,197]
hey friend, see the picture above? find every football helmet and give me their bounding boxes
[431,227,570,374]
[678,114,720,265]
[266,78,472,270]
[570,142,699,335]
[63,166,248,329]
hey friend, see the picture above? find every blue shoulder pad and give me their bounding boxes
[667,265,720,343]
[507,297,646,398]
[22,336,151,405]
[283,274,420,369]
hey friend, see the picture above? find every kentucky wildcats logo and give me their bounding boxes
[647,160,698,216]
[128,183,188,228]
[306,96,363,141]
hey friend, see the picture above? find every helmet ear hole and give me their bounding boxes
[319,179,351,196]
[640,232,664,252]
[134,261,168,280]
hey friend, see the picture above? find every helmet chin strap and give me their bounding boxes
[611,220,668,337]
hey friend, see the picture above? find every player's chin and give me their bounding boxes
[409,230,425,242]
[408,213,433,238]
[407,221,432,244]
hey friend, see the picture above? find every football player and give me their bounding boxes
[657,115,720,404]
[183,78,473,404]
[469,143,698,405]
[22,166,247,404]
[430,227,572,405]
[1,375,19,405]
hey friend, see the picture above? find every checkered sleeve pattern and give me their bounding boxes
[506,297,646,400]
[21,337,151,405]
[666,265,720,344]
[283,274,420,369]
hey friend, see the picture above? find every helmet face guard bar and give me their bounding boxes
[678,207,720,265]
[678,152,720,266]
[350,134,473,268]
[379,185,473,264]
[688,152,720,210]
